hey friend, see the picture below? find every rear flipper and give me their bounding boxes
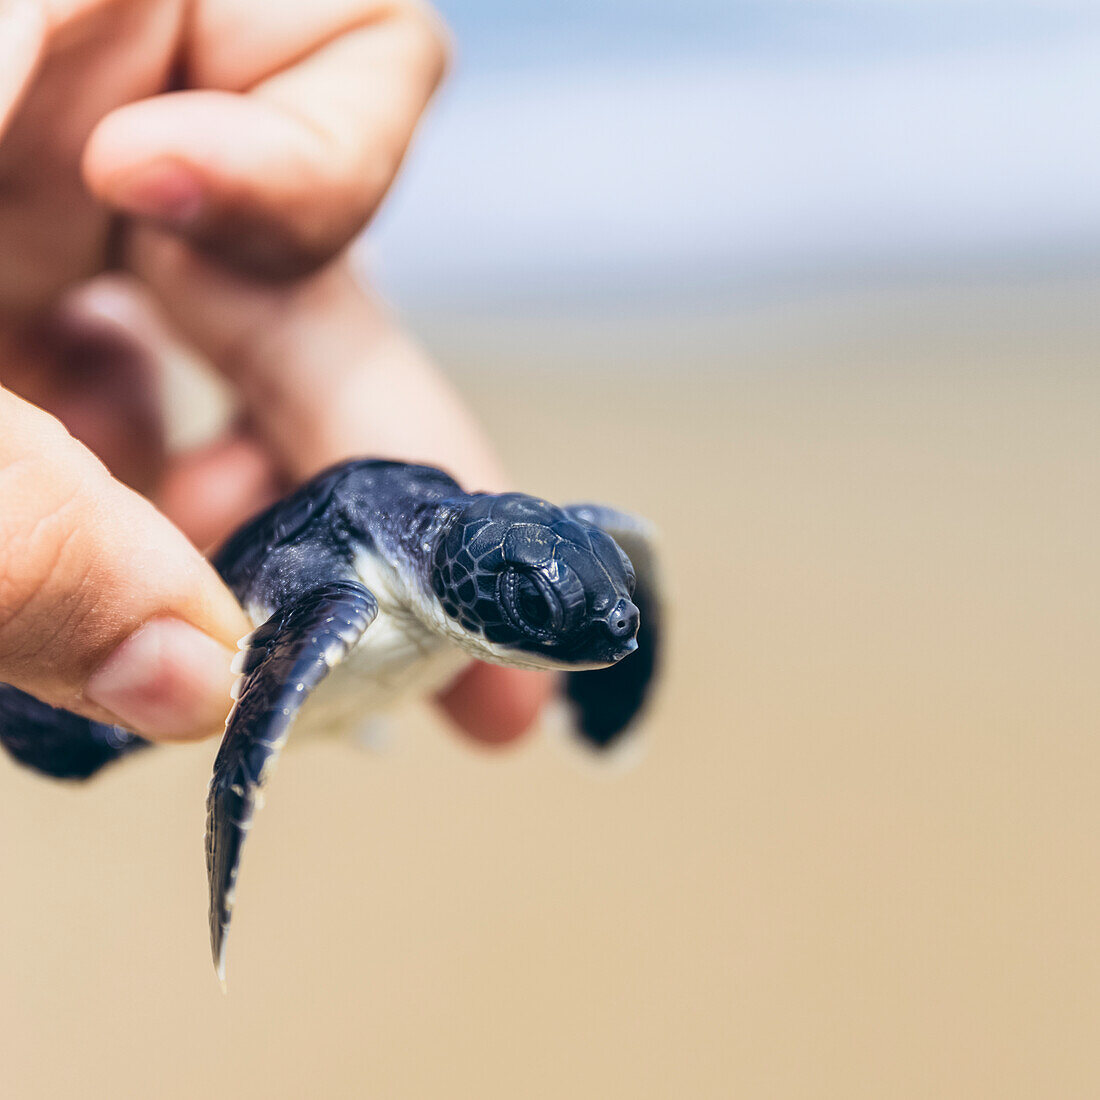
[0,683,148,780]
[563,505,663,750]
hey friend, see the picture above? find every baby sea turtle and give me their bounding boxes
[0,459,661,979]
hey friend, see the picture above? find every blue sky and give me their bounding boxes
[432,1,1094,68]
[365,2,1100,311]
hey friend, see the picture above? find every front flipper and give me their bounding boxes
[206,580,378,981]
[564,506,663,750]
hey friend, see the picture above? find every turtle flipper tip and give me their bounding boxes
[213,935,228,989]
[542,698,649,772]
[584,722,650,772]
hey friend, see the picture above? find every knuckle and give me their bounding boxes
[399,1,453,83]
[424,13,453,82]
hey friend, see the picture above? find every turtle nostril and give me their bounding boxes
[608,598,640,638]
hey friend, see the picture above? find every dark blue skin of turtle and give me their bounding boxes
[0,460,654,779]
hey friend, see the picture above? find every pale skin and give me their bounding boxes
[0,0,550,746]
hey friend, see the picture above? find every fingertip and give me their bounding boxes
[84,618,236,742]
[97,158,206,227]
[84,94,355,278]
[438,663,553,746]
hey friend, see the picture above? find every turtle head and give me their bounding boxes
[429,493,639,669]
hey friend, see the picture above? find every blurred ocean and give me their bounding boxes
[363,1,1100,314]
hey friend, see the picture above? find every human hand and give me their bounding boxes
[128,235,553,746]
[0,0,548,746]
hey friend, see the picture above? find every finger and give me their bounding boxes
[127,228,507,489]
[83,1,448,277]
[0,0,45,141]
[14,278,168,495]
[158,430,284,551]
[437,664,553,746]
[0,385,249,740]
[43,277,284,546]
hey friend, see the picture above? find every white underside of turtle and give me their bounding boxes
[270,606,474,741]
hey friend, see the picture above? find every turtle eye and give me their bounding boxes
[515,576,550,629]
[499,569,562,637]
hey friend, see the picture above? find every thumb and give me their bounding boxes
[0,386,248,741]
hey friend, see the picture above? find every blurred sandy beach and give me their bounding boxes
[1,273,1098,1098]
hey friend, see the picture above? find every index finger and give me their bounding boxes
[83,0,449,276]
